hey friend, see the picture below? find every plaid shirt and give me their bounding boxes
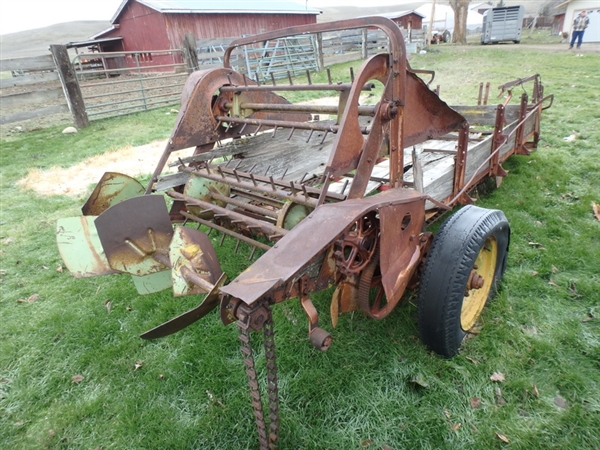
[573,15,590,32]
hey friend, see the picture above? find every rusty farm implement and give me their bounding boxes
[56,17,553,449]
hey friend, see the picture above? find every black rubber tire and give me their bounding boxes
[417,205,510,358]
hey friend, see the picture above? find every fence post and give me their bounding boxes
[50,44,89,128]
[182,33,199,72]
[316,32,324,71]
[361,28,368,59]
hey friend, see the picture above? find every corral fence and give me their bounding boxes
[0,52,69,127]
[195,27,425,83]
[72,49,188,120]
[0,25,426,130]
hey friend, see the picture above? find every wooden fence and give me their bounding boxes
[1,46,88,128]
[0,53,69,126]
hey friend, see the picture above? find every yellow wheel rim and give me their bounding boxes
[460,236,498,331]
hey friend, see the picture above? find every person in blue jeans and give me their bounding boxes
[569,10,589,49]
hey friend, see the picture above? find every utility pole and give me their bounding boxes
[427,0,437,48]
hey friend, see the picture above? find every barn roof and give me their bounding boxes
[365,10,426,20]
[111,0,322,23]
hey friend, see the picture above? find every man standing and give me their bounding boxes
[569,10,590,49]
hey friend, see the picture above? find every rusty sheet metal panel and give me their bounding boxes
[95,195,173,276]
[219,188,426,306]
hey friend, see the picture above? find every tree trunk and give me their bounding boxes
[449,0,471,45]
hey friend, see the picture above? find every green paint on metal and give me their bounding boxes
[82,172,145,216]
[56,216,118,278]
[170,226,222,297]
[277,202,313,230]
[132,270,173,295]
[184,175,230,217]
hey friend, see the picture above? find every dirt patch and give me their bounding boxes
[16,139,192,198]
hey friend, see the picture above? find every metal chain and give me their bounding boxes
[238,308,280,450]
[262,314,280,449]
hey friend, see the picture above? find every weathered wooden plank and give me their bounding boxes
[0,104,69,125]
[452,105,519,126]
[1,87,65,108]
[0,71,59,88]
[0,54,55,71]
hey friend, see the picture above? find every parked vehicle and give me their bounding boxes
[481,5,525,44]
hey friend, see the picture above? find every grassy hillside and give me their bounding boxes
[0,21,109,58]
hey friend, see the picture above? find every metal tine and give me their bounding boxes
[253,124,262,136]
[182,218,189,226]
[254,72,260,85]
[232,160,243,182]
[302,184,309,199]
[248,163,257,173]
[287,70,293,85]
[234,239,241,254]
[281,168,288,179]
[289,181,297,196]
[214,120,222,131]
[249,173,258,186]
[320,130,329,144]
[306,69,312,85]
[217,166,227,178]
[350,67,355,83]
[270,73,276,86]
[327,68,332,85]
[299,172,308,184]
[225,158,233,168]
[227,75,233,85]
[306,129,315,143]
[242,74,248,87]
[484,82,491,105]
[341,179,350,196]
[219,233,226,246]
[249,246,257,260]
[272,126,278,138]
[239,123,248,135]
[269,176,276,191]
[287,127,296,140]
[224,121,231,132]
[264,165,272,176]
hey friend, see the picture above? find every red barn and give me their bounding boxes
[371,10,425,30]
[91,0,321,68]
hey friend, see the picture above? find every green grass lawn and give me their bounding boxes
[1,44,599,450]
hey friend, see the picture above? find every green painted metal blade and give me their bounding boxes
[131,270,173,295]
[170,226,222,297]
[183,174,230,217]
[82,172,145,216]
[140,273,227,340]
[56,216,119,278]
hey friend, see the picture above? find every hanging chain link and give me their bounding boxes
[238,306,280,450]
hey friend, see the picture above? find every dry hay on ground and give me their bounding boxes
[16,139,191,198]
